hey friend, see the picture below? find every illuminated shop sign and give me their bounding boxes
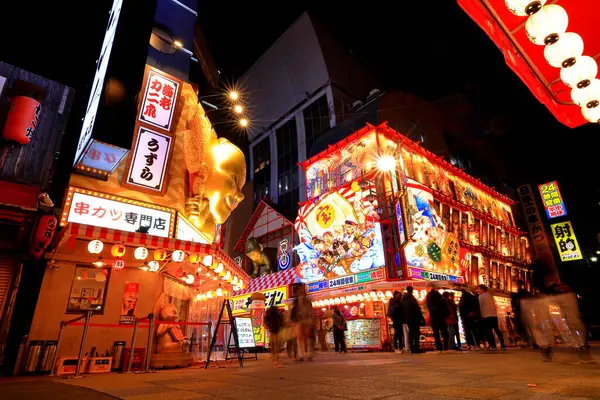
[277,239,291,271]
[306,268,385,293]
[550,221,583,262]
[124,127,172,193]
[395,199,406,245]
[76,140,128,178]
[62,188,175,238]
[175,214,209,244]
[230,286,288,315]
[538,181,567,219]
[408,267,463,283]
[138,69,180,132]
[75,0,123,165]
[517,184,553,260]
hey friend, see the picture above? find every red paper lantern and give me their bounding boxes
[111,243,126,257]
[29,214,57,259]
[2,96,42,145]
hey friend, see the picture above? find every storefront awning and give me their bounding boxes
[458,0,599,127]
[233,269,298,296]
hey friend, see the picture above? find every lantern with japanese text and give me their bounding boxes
[148,260,160,272]
[29,214,57,259]
[172,250,185,262]
[2,96,42,145]
[88,240,104,254]
[111,243,126,258]
[189,253,201,264]
[154,248,167,261]
[134,247,148,260]
[113,258,125,270]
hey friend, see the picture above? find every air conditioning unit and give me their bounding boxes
[367,88,380,102]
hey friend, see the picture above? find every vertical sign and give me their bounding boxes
[550,221,583,262]
[125,127,172,193]
[120,282,140,324]
[517,185,553,261]
[138,69,180,132]
[538,181,567,219]
[277,239,291,271]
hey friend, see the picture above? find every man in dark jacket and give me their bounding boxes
[426,286,449,351]
[388,291,405,353]
[510,280,531,346]
[401,286,424,353]
[459,288,480,350]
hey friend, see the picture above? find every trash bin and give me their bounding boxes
[39,340,58,373]
[112,341,126,370]
[24,340,45,373]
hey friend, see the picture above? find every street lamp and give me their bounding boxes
[229,91,239,101]
[591,256,598,262]
[233,104,243,114]
[376,155,396,172]
[239,118,248,127]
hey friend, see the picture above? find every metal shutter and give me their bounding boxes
[0,254,14,321]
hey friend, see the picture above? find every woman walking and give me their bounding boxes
[332,306,347,353]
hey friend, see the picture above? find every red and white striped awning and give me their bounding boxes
[62,223,249,281]
[233,269,298,295]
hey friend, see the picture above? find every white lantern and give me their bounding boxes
[582,106,600,123]
[88,239,104,254]
[214,263,224,274]
[505,0,546,16]
[148,260,160,272]
[196,293,202,301]
[232,276,239,285]
[203,255,213,267]
[334,297,340,305]
[357,294,364,302]
[385,291,393,298]
[134,247,148,261]
[184,274,195,284]
[346,296,352,303]
[222,271,232,282]
[350,295,358,303]
[561,56,598,89]
[238,279,244,289]
[525,5,568,45]
[571,79,600,109]
[340,297,346,304]
[363,293,370,301]
[172,250,185,262]
[544,32,583,68]
[216,286,223,297]
[206,290,213,299]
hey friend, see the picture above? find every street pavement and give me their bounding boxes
[3,347,600,399]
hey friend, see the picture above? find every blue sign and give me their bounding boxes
[329,275,356,289]
[307,281,329,293]
[395,200,406,245]
[277,239,291,271]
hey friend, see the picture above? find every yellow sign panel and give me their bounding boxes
[550,221,582,262]
[230,286,288,315]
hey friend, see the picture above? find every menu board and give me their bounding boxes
[346,318,381,349]
[234,317,256,348]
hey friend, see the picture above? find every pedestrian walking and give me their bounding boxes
[426,286,449,351]
[444,292,461,350]
[291,293,314,361]
[459,288,481,350]
[264,306,283,367]
[401,286,424,353]
[332,306,347,353]
[510,280,531,346]
[388,291,405,353]
[283,309,298,359]
[477,284,506,350]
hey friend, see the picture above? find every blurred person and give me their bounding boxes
[444,292,461,350]
[283,309,298,359]
[511,280,531,346]
[291,293,314,361]
[426,286,449,351]
[332,306,347,353]
[401,286,424,353]
[388,290,405,353]
[459,287,481,350]
[477,285,506,350]
[264,306,283,367]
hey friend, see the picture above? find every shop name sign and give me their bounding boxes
[408,267,462,283]
[517,184,553,261]
[230,286,288,315]
[125,127,172,192]
[538,181,567,219]
[306,269,385,293]
[138,69,180,131]
[550,221,583,262]
[65,191,174,237]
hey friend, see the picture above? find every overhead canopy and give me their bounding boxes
[458,0,599,128]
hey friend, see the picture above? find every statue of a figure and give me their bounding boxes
[245,237,273,278]
[156,304,190,354]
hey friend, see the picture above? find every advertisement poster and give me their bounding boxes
[293,182,385,283]
[538,181,567,219]
[119,282,140,324]
[234,317,256,348]
[551,221,583,262]
[403,179,460,277]
[346,318,381,349]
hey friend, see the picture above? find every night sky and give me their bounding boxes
[4,2,599,253]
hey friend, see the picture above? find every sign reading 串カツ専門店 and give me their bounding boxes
[125,127,172,193]
[550,221,583,262]
[138,69,180,131]
[538,181,567,219]
[64,189,174,238]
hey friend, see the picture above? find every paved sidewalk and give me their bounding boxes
[3,348,600,399]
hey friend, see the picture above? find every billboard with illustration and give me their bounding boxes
[404,179,460,277]
[293,181,385,283]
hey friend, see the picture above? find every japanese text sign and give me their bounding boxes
[551,221,583,262]
[138,69,180,132]
[66,191,173,237]
[517,184,553,261]
[538,181,567,219]
[78,140,128,176]
[234,317,256,348]
[230,287,288,315]
[125,127,172,192]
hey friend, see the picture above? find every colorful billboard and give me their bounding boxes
[550,221,583,262]
[538,181,567,219]
[293,182,385,283]
[403,179,460,277]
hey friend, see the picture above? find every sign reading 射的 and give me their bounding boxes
[125,127,172,193]
[551,221,583,262]
[63,188,175,238]
[306,268,385,293]
[517,185,553,261]
[538,181,567,219]
[138,69,180,132]
[230,286,288,315]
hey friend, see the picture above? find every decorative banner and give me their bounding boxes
[394,199,406,245]
[230,286,288,315]
[517,185,553,261]
[119,282,140,324]
[234,317,256,348]
[175,213,209,243]
[138,69,180,131]
[76,140,128,178]
[125,127,172,192]
[306,268,385,293]
[408,267,463,283]
[538,181,567,219]
[550,221,583,262]
[277,239,291,271]
[64,189,175,237]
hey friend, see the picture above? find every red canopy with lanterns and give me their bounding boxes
[458,0,600,127]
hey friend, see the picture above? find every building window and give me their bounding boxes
[67,265,111,313]
[276,118,298,175]
[303,95,330,156]
[252,136,271,205]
